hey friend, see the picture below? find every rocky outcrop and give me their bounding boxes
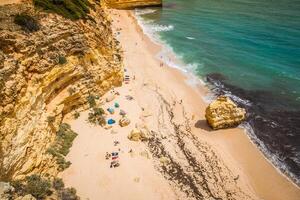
[0,2,123,180]
[0,182,14,200]
[119,116,130,127]
[205,96,246,129]
[104,0,162,9]
[128,128,149,141]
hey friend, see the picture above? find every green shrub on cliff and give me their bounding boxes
[24,175,52,199]
[47,123,77,171]
[10,176,79,200]
[74,111,80,119]
[53,178,79,200]
[58,55,67,64]
[11,174,51,199]
[88,107,106,126]
[58,187,79,200]
[14,13,40,32]
[33,0,92,20]
[87,94,96,108]
[53,177,65,190]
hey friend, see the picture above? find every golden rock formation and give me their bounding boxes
[205,96,246,130]
[104,0,162,9]
[0,2,123,180]
[128,128,149,141]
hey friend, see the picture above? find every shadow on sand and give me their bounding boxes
[194,119,213,132]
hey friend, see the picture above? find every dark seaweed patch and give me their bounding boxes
[205,72,300,184]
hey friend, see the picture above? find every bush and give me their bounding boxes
[47,116,55,124]
[58,56,67,64]
[87,94,96,108]
[33,0,92,20]
[11,175,51,199]
[53,178,64,191]
[11,180,25,196]
[14,13,40,32]
[58,187,79,200]
[25,175,51,199]
[47,123,77,171]
[88,107,106,126]
[11,176,79,200]
[73,111,80,119]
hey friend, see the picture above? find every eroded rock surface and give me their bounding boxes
[104,0,162,9]
[205,96,246,130]
[0,2,123,180]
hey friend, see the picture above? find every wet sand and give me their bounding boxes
[61,9,300,200]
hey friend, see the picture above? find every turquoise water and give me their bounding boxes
[136,0,300,184]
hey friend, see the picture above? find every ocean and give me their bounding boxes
[135,0,300,185]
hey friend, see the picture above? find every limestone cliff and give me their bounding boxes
[104,0,162,9]
[205,96,246,130]
[0,2,123,180]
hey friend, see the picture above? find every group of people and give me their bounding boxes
[106,151,120,168]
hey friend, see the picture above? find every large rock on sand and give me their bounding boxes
[205,96,246,130]
[128,128,148,141]
[119,117,130,127]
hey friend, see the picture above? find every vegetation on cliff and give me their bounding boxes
[14,13,40,32]
[8,175,79,200]
[33,0,92,20]
[0,0,123,180]
[47,123,78,171]
[88,107,106,126]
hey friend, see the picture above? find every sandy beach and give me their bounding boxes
[61,9,300,200]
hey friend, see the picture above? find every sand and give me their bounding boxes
[0,0,22,6]
[61,9,300,200]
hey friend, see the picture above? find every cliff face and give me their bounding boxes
[104,0,162,9]
[0,2,123,180]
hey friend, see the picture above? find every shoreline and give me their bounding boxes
[117,10,300,198]
[132,8,300,187]
[61,8,300,200]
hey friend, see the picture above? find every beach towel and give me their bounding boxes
[112,156,118,160]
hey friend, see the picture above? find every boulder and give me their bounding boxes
[15,194,36,200]
[141,108,152,117]
[205,96,246,130]
[128,128,148,141]
[0,182,14,200]
[106,93,115,102]
[159,156,169,165]
[119,117,130,127]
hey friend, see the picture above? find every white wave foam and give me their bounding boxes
[133,9,300,185]
[135,8,157,15]
[134,8,174,44]
[150,24,174,32]
[186,36,195,40]
[134,10,208,92]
